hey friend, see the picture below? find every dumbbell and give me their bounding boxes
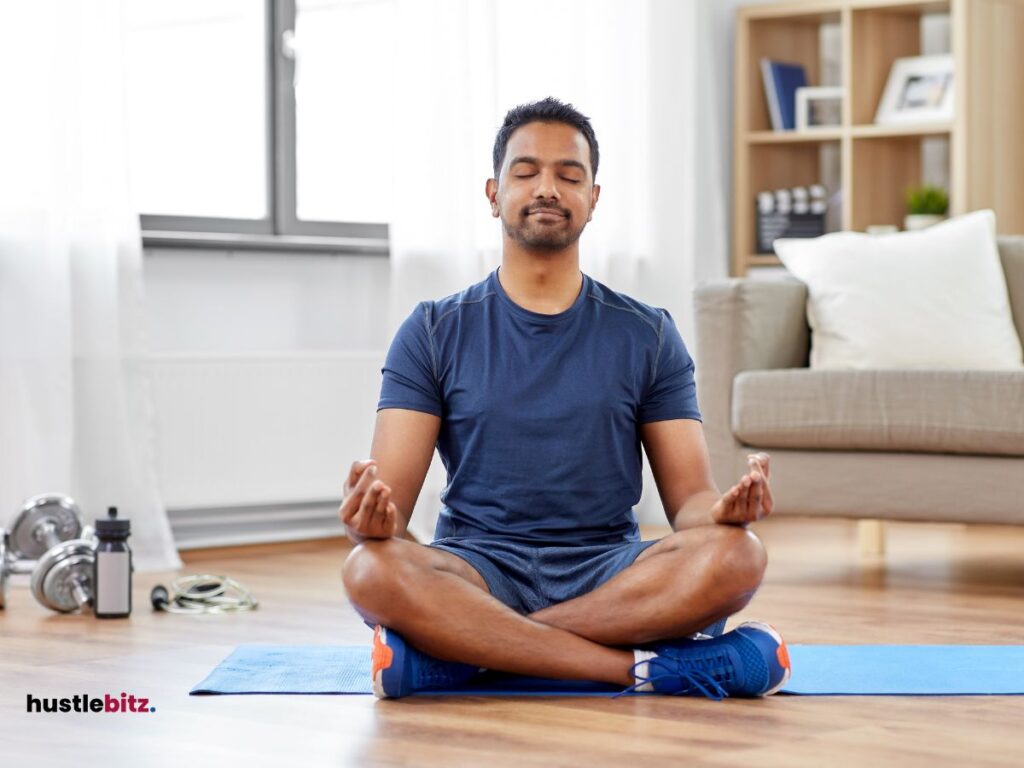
[0,533,99,614]
[0,532,98,614]
[30,536,98,613]
[0,494,89,611]
[6,494,85,567]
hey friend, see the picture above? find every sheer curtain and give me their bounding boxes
[389,0,734,540]
[0,1,180,571]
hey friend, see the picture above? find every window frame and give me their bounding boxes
[140,0,388,255]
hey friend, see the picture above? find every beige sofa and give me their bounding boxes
[693,236,1024,527]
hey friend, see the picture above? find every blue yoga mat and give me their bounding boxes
[190,644,1024,696]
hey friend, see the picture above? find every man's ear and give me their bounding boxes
[587,183,601,222]
[485,178,499,218]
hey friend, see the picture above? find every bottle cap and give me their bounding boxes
[95,506,130,536]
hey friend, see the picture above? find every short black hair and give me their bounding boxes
[492,97,600,182]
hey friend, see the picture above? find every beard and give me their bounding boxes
[500,206,588,252]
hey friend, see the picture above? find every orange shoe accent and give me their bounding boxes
[372,625,394,675]
[776,641,791,671]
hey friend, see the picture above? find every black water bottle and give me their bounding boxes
[93,507,132,618]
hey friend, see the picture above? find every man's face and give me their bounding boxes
[487,121,600,252]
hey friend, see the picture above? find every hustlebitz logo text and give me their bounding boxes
[26,692,156,713]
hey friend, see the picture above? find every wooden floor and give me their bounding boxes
[2,516,1023,767]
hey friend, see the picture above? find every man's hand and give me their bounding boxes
[339,459,399,542]
[710,452,773,526]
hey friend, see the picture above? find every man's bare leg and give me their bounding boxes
[342,524,764,686]
[343,537,636,685]
[527,525,767,646]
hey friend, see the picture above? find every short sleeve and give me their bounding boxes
[377,302,443,416]
[637,309,703,424]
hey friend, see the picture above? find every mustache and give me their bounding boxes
[524,205,568,217]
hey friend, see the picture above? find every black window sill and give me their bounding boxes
[141,230,389,256]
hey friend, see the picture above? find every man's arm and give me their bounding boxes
[340,408,441,544]
[640,419,772,531]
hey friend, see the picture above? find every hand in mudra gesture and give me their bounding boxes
[339,459,399,540]
[711,452,773,525]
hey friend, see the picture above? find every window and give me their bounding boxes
[126,0,390,252]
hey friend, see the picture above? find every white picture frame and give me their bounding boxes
[795,86,844,131]
[874,54,955,125]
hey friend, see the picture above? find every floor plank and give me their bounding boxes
[2,516,1023,766]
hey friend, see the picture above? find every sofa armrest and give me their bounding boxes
[693,278,810,485]
[998,236,1024,345]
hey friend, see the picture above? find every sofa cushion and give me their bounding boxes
[773,210,1024,371]
[731,369,1024,456]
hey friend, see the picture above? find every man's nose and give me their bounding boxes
[532,171,560,199]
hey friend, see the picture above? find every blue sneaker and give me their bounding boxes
[698,616,728,638]
[621,621,791,700]
[371,625,481,698]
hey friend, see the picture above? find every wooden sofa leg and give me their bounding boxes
[858,519,886,558]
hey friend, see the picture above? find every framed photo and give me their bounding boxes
[874,54,955,125]
[795,86,843,131]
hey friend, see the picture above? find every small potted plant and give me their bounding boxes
[904,185,949,231]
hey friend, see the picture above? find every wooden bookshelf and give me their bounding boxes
[732,0,1024,275]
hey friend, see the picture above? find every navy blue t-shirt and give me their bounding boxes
[377,267,702,546]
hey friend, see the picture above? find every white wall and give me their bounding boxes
[144,249,391,354]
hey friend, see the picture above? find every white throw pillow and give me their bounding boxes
[774,210,1024,370]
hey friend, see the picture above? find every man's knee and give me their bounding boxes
[342,538,407,608]
[707,525,767,596]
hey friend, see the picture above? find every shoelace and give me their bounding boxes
[615,648,736,700]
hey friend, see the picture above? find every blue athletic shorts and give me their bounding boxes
[428,535,660,615]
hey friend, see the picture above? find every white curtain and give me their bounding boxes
[0,1,180,571]
[389,0,735,539]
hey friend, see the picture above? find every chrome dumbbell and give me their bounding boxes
[30,536,98,613]
[7,494,85,566]
[1,494,90,611]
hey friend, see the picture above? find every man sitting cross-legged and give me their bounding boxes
[340,98,790,699]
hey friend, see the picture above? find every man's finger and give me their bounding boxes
[339,485,367,525]
[761,477,774,516]
[357,464,379,492]
[347,504,364,531]
[714,495,733,525]
[385,502,399,536]
[349,466,378,505]
[733,482,749,520]
[356,482,381,525]
[742,474,759,520]
[341,468,378,523]
[372,487,390,532]
[346,459,376,492]
[350,482,382,534]
[747,476,764,520]
[749,452,771,481]
[344,485,372,527]
[747,456,765,480]
[740,478,752,520]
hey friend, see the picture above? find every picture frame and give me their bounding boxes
[874,54,955,125]
[795,86,843,131]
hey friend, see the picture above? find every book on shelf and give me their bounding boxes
[760,59,808,131]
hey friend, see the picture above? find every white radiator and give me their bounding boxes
[148,352,447,548]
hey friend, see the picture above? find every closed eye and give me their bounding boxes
[514,174,581,184]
